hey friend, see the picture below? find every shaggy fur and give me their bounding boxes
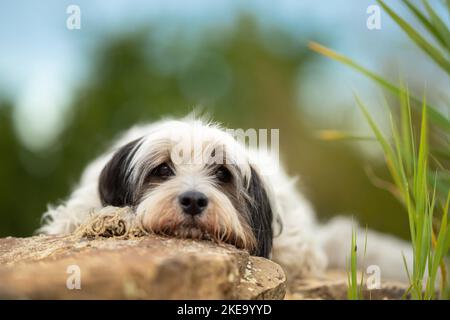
[39,116,412,281]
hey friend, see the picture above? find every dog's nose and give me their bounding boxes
[178,191,208,216]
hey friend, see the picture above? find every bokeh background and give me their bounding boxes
[0,0,448,238]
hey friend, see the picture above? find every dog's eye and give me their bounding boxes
[152,163,174,179]
[215,166,232,183]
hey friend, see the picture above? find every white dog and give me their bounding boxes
[39,116,412,281]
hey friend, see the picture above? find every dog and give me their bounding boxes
[39,115,412,280]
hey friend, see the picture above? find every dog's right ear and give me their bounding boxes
[98,138,142,207]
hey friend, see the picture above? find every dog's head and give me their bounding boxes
[98,119,274,257]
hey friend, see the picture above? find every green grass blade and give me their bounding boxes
[421,0,450,50]
[355,95,407,195]
[428,170,450,204]
[359,226,369,298]
[347,224,359,300]
[377,0,450,73]
[390,112,410,195]
[308,42,450,132]
[406,185,417,250]
[415,95,429,213]
[399,84,414,176]
[428,191,450,299]
[403,0,448,49]
[351,227,358,299]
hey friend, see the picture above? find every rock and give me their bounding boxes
[285,270,409,300]
[0,234,286,300]
[236,256,286,300]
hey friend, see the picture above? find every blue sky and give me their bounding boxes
[0,0,448,151]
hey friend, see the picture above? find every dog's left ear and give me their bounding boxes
[246,167,273,258]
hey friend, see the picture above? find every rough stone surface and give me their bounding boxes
[0,234,286,300]
[0,227,409,300]
[285,270,409,300]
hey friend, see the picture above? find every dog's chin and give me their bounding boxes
[149,216,213,241]
[172,218,212,241]
[173,227,212,241]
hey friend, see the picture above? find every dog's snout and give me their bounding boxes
[178,191,208,216]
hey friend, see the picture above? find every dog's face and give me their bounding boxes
[98,120,274,257]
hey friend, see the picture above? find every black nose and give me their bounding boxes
[178,191,208,216]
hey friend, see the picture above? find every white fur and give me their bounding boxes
[39,117,412,281]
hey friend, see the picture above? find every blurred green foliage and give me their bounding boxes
[0,17,408,238]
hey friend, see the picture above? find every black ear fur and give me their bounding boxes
[98,138,142,207]
[246,167,273,258]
